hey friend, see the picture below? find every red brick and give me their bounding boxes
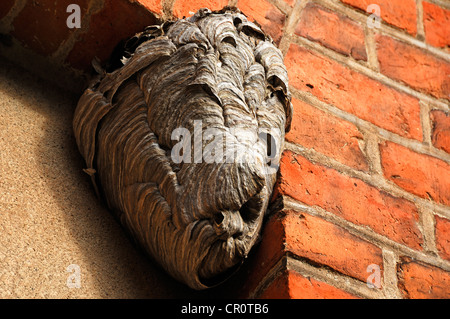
[277,151,423,249]
[134,0,163,16]
[260,270,359,299]
[283,210,383,282]
[340,0,417,35]
[376,35,450,100]
[286,98,368,171]
[380,141,450,206]
[66,0,158,71]
[430,110,450,154]
[238,209,382,296]
[284,44,422,140]
[0,0,14,20]
[397,258,450,298]
[11,0,89,56]
[423,2,450,48]
[173,0,228,18]
[435,216,450,261]
[235,213,287,298]
[259,270,290,299]
[295,2,367,60]
[237,0,286,44]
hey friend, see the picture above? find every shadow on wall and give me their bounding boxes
[0,58,245,298]
[0,0,261,298]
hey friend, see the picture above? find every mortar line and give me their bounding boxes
[416,0,426,41]
[278,0,308,56]
[364,26,380,71]
[420,101,433,146]
[285,256,385,299]
[381,249,402,298]
[418,206,439,255]
[0,0,27,33]
[162,0,176,19]
[422,0,450,10]
[228,0,238,8]
[267,0,294,16]
[51,0,105,62]
[248,256,287,298]
[360,130,383,176]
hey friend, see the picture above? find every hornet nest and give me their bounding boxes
[73,7,292,290]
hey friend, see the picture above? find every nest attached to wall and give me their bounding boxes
[73,7,292,290]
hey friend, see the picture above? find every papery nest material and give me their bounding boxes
[73,7,292,290]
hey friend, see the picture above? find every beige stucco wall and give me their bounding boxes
[0,58,242,298]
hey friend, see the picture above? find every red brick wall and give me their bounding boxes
[1,0,449,299]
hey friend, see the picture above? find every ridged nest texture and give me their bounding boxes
[73,7,292,290]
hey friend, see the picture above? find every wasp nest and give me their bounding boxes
[73,7,292,290]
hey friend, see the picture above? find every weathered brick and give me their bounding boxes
[284,0,295,7]
[380,141,450,206]
[340,0,417,35]
[435,216,450,262]
[66,0,158,71]
[173,0,228,18]
[277,151,423,249]
[235,212,286,298]
[397,258,450,298]
[260,270,359,299]
[286,98,368,171]
[282,210,383,282]
[237,0,286,44]
[259,270,290,299]
[11,0,89,56]
[430,110,450,154]
[0,0,14,20]
[284,43,422,140]
[237,208,382,296]
[423,1,450,48]
[376,35,450,100]
[295,2,367,60]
